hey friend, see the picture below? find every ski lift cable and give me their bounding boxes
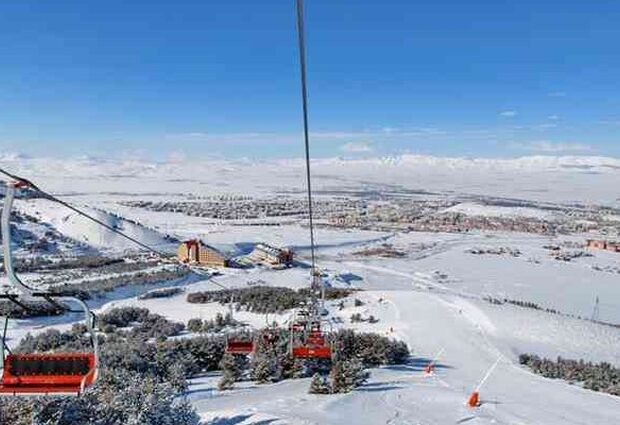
[295,0,317,276]
[0,168,231,291]
[0,168,166,258]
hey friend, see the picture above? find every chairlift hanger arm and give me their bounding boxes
[1,318,10,356]
[0,294,30,312]
[1,181,100,395]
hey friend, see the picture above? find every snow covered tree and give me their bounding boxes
[332,329,409,366]
[167,362,190,392]
[308,373,331,394]
[30,371,200,425]
[251,352,274,384]
[329,359,369,393]
[219,353,242,390]
[187,318,203,333]
[250,328,286,383]
[0,399,33,425]
[287,356,307,379]
[519,353,620,398]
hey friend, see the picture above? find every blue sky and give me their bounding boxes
[1,0,619,159]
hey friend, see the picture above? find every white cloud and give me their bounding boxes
[548,91,567,97]
[340,141,374,153]
[169,132,209,139]
[547,115,559,120]
[514,140,593,153]
[167,150,187,163]
[499,110,518,117]
[165,132,294,145]
[312,131,369,140]
[536,123,558,129]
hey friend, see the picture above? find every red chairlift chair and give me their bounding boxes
[225,339,254,355]
[0,298,100,396]
[292,345,332,359]
[0,352,97,396]
[290,321,332,359]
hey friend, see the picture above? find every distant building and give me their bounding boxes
[177,239,228,267]
[329,212,364,227]
[248,243,294,266]
[586,239,620,253]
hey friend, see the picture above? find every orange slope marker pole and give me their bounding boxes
[467,354,503,408]
[424,347,445,375]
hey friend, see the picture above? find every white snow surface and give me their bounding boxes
[442,202,558,219]
[14,198,174,252]
[2,153,620,205]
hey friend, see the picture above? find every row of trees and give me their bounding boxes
[2,307,226,424]
[187,312,240,334]
[1,305,411,423]
[217,327,410,393]
[520,354,620,396]
[187,286,356,314]
[50,267,190,301]
[138,286,184,300]
[15,255,125,273]
[309,360,369,394]
[0,370,199,425]
[484,296,560,315]
[0,300,63,319]
[350,313,379,323]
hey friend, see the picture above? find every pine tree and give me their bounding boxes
[329,359,369,393]
[290,357,307,379]
[308,373,331,394]
[218,353,241,390]
[250,328,283,383]
[329,361,347,393]
[167,363,189,392]
[251,353,273,384]
[187,318,203,333]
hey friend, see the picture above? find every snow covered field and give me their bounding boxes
[2,153,620,205]
[2,154,620,424]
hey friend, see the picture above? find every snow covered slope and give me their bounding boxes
[187,288,620,425]
[14,198,175,253]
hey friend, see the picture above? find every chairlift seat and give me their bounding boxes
[292,345,331,359]
[225,341,254,354]
[307,336,325,345]
[0,353,96,395]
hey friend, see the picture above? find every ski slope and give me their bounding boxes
[189,287,620,425]
[14,198,175,253]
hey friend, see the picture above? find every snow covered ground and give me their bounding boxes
[190,290,620,425]
[441,202,559,220]
[2,154,620,424]
[15,198,176,252]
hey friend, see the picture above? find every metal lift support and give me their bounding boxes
[0,181,100,396]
